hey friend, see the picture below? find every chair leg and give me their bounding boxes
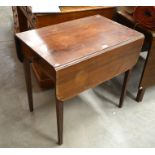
[136,86,145,102]
[118,69,131,108]
[56,98,63,145]
[23,58,33,112]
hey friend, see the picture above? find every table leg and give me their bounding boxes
[56,98,63,145]
[118,69,131,108]
[23,58,33,112]
[136,86,145,102]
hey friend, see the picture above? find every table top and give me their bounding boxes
[16,15,143,70]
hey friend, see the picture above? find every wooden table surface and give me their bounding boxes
[16,15,143,70]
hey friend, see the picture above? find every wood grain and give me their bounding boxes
[16,15,143,68]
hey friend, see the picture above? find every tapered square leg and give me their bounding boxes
[118,69,131,108]
[23,58,33,112]
[56,98,63,145]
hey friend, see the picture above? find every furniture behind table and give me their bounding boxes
[116,10,155,102]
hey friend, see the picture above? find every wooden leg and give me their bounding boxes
[56,98,63,145]
[118,69,131,108]
[23,58,33,112]
[136,86,145,102]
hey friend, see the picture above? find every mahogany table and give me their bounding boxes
[116,10,155,102]
[15,15,144,145]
